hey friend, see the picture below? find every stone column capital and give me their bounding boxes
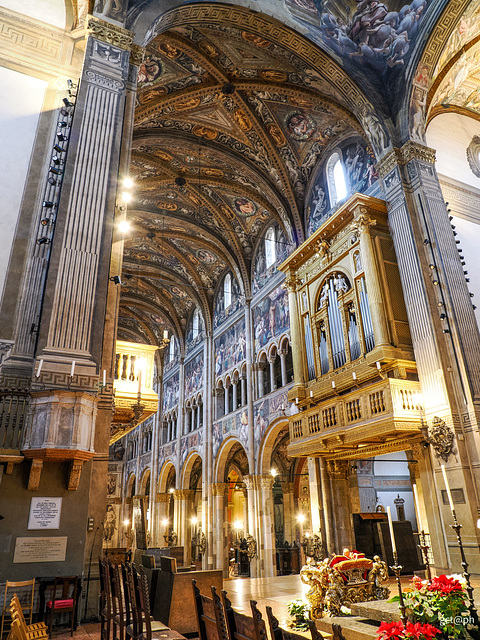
[378,141,436,178]
[243,475,255,490]
[85,14,134,50]
[284,274,300,293]
[258,474,275,490]
[350,210,376,235]
[326,459,350,479]
[173,488,195,500]
[212,482,229,496]
[156,492,170,503]
[280,480,294,493]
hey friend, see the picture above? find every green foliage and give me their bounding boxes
[287,599,310,631]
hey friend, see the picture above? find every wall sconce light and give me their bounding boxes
[43,201,54,209]
[118,220,130,233]
[432,280,439,286]
[109,276,122,285]
[423,239,430,245]
[51,156,62,165]
[429,264,435,270]
[57,133,67,142]
[123,177,133,188]
[270,468,278,477]
[62,97,74,108]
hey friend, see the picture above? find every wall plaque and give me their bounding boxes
[13,537,67,563]
[28,497,62,529]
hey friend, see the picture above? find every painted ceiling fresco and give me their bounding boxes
[426,1,480,122]
[120,18,369,350]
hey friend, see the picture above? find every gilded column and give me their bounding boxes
[326,460,353,551]
[350,209,390,347]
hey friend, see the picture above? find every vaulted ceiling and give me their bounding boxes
[118,18,365,350]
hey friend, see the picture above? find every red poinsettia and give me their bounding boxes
[427,574,463,594]
[377,621,440,640]
[377,621,405,640]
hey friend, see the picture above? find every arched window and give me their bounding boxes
[224,274,232,309]
[327,152,347,206]
[265,227,276,268]
[169,336,175,362]
[192,308,199,339]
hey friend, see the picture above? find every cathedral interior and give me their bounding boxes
[1,0,480,619]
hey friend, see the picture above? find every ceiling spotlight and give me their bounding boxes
[473,305,477,310]
[123,177,133,188]
[221,82,235,95]
[121,192,132,203]
[52,156,61,165]
[40,218,52,226]
[49,167,61,175]
[175,176,186,186]
[118,220,130,233]
[466,278,470,282]
[109,275,122,285]
[443,329,450,334]
[429,264,435,270]
[58,122,68,128]
[36,237,51,245]
[437,302,443,307]
[440,313,446,319]
[455,240,461,244]
[423,239,430,245]
[62,98,74,108]
[470,293,475,297]
[451,225,456,229]
[57,133,67,142]
[43,201,54,208]
[452,231,457,236]
[461,261,466,266]
[432,280,439,286]
[67,79,77,89]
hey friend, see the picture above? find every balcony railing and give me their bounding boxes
[288,378,422,458]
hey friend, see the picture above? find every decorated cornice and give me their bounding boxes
[130,43,146,67]
[378,142,436,178]
[86,14,133,50]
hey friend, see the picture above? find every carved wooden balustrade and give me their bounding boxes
[288,378,422,458]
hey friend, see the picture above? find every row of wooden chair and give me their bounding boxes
[98,560,182,640]
[6,594,48,640]
[192,581,323,640]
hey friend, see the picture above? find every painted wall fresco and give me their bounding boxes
[185,351,204,398]
[253,285,290,352]
[180,430,203,466]
[213,272,242,330]
[306,138,378,235]
[286,0,431,75]
[163,372,179,412]
[213,410,249,458]
[212,388,289,459]
[252,224,291,294]
[214,318,246,376]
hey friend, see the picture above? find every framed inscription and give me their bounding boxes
[13,537,67,563]
[28,497,62,530]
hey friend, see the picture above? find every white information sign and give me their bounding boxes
[13,537,67,563]
[28,497,62,530]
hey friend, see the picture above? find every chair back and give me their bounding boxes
[221,592,266,640]
[265,606,323,640]
[48,576,78,610]
[192,581,228,640]
[1,579,35,638]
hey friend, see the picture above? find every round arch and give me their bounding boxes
[126,472,136,498]
[181,451,203,489]
[157,460,176,493]
[139,467,151,495]
[214,436,249,484]
[257,416,290,475]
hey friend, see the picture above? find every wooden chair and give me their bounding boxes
[221,591,267,640]
[125,564,170,640]
[111,563,128,640]
[7,595,48,640]
[1,580,35,638]
[45,577,78,638]
[99,559,113,640]
[192,581,229,640]
[265,606,324,640]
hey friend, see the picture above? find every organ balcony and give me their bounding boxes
[279,193,424,459]
[111,341,159,444]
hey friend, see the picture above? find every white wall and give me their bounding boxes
[0,67,47,301]
[0,1,66,29]
[427,113,480,191]
[452,215,480,328]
